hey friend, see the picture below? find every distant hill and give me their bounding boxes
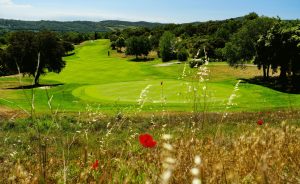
[0,19,163,32]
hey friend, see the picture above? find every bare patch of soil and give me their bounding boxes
[0,107,26,121]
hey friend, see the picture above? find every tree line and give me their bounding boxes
[108,13,300,84]
[0,19,162,33]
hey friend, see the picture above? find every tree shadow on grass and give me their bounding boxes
[6,83,64,90]
[64,52,75,56]
[129,58,155,62]
[239,76,300,94]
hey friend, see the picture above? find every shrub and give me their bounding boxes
[189,58,204,68]
[177,49,189,61]
[159,31,176,62]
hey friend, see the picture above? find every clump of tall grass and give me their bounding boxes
[137,84,152,111]
[160,134,176,184]
[166,122,300,183]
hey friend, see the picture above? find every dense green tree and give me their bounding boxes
[5,31,66,85]
[0,36,7,45]
[213,19,242,48]
[149,34,161,50]
[109,34,119,50]
[244,12,259,21]
[5,31,37,74]
[254,35,272,78]
[61,32,93,44]
[94,32,98,40]
[0,48,9,76]
[159,31,176,62]
[35,31,66,85]
[223,17,276,66]
[125,36,151,59]
[115,37,125,52]
[62,41,75,55]
[139,36,152,57]
[122,27,150,38]
[254,22,300,81]
[177,48,189,61]
[109,34,119,42]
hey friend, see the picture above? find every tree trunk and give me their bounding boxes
[34,72,40,86]
[267,65,270,78]
[263,65,267,79]
[34,52,41,86]
[280,66,287,80]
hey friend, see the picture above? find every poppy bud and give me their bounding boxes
[257,119,263,125]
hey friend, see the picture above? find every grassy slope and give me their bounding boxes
[0,39,300,112]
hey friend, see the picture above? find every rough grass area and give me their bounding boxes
[0,39,300,112]
[0,111,299,183]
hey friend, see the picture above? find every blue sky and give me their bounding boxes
[0,0,299,23]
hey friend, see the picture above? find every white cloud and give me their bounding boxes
[0,0,31,8]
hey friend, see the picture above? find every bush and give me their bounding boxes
[189,58,204,68]
[111,41,116,50]
[177,49,189,61]
[159,31,176,62]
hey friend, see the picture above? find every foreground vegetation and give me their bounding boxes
[0,111,299,183]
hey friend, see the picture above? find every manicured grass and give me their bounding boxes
[0,39,300,112]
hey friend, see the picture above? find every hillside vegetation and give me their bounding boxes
[0,19,162,32]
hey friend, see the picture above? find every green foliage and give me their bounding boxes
[177,48,189,61]
[159,31,176,62]
[189,59,204,68]
[61,32,93,44]
[62,41,75,54]
[4,31,66,85]
[0,34,8,45]
[122,27,151,38]
[125,36,151,59]
[149,34,161,50]
[223,17,276,66]
[254,22,300,80]
[115,37,125,52]
[0,19,162,32]
[0,49,8,76]
[244,12,259,21]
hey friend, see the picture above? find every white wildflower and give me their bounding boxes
[163,143,173,151]
[192,178,202,184]
[165,157,176,164]
[194,155,202,165]
[191,168,200,176]
[162,134,172,140]
[161,169,172,184]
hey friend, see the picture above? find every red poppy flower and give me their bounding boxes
[257,119,263,125]
[92,160,99,170]
[139,133,157,148]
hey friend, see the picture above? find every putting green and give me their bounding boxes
[72,79,241,105]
